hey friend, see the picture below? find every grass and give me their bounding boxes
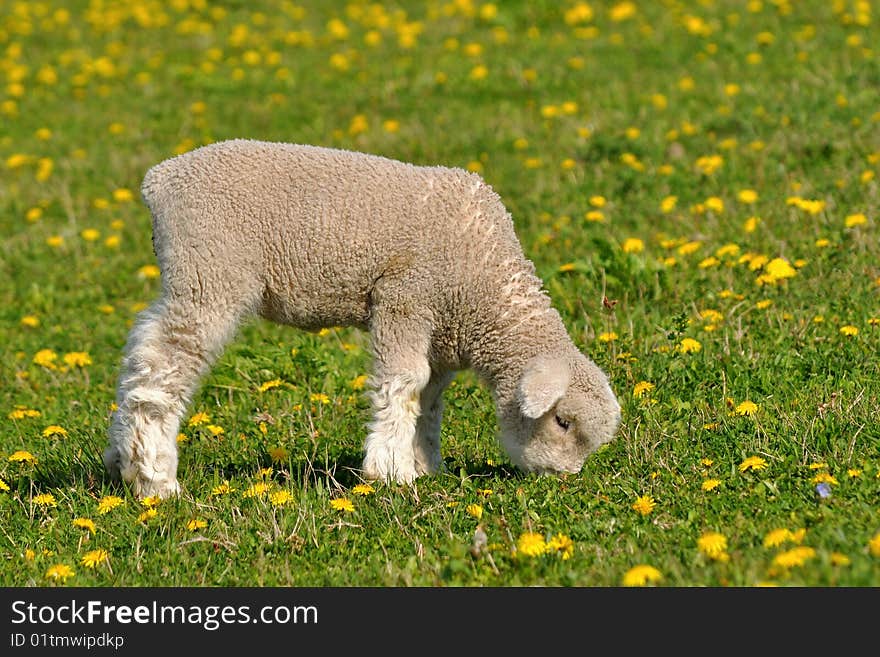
[1,0,878,587]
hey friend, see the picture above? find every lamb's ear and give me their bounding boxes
[517,355,571,419]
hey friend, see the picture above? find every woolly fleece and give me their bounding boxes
[104,139,621,497]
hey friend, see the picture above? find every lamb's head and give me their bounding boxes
[498,352,621,475]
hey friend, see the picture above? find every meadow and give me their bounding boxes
[0,0,878,587]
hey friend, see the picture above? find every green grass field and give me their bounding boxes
[1,0,878,587]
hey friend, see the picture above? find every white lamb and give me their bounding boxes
[104,139,621,498]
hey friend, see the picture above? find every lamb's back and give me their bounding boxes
[141,140,529,330]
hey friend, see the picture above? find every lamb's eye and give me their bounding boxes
[554,414,570,431]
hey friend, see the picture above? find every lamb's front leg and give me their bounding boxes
[361,312,432,484]
[413,370,454,476]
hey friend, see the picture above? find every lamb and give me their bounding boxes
[104,139,621,499]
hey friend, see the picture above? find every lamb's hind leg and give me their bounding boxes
[104,295,245,498]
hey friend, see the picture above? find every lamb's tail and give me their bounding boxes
[141,157,177,214]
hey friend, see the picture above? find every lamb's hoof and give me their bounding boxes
[133,476,181,500]
[103,445,122,481]
[362,449,419,485]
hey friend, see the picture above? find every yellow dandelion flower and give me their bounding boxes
[9,408,41,420]
[81,549,109,568]
[840,325,859,337]
[738,189,758,204]
[188,411,210,426]
[8,450,37,464]
[622,564,663,586]
[701,478,721,491]
[137,509,158,523]
[677,338,702,354]
[633,381,655,398]
[547,533,574,560]
[705,196,724,213]
[137,265,161,279]
[34,493,57,507]
[773,546,816,568]
[352,483,374,496]
[0,478,9,492]
[466,504,483,520]
[310,393,330,404]
[742,216,761,234]
[6,153,32,168]
[698,256,720,269]
[847,469,861,478]
[63,352,92,368]
[469,64,488,80]
[269,490,293,507]
[564,2,594,24]
[33,349,58,368]
[716,243,740,258]
[268,446,288,463]
[42,425,68,438]
[739,456,767,472]
[112,188,134,203]
[73,518,96,533]
[45,564,75,582]
[789,528,807,544]
[211,481,235,496]
[830,552,851,566]
[259,378,283,392]
[763,258,797,282]
[622,237,644,254]
[21,315,40,328]
[243,483,270,498]
[610,2,637,22]
[96,495,124,514]
[811,472,838,486]
[755,299,773,310]
[186,518,207,531]
[660,195,678,213]
[700,309,724,324]
[868,532,880,557]
[598,331,618,343]
[140,496,161,509]
[330,498,355,512]
[695,154,723,175]
[763,529,793,548]
[516,532,547,557]
[632,495,656,516]
[735,400,758,416]
[677,242,703,257]
[844,213,867,228]
[697,531,729,560]
[205,425,224,436]
[350,374,369,390]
